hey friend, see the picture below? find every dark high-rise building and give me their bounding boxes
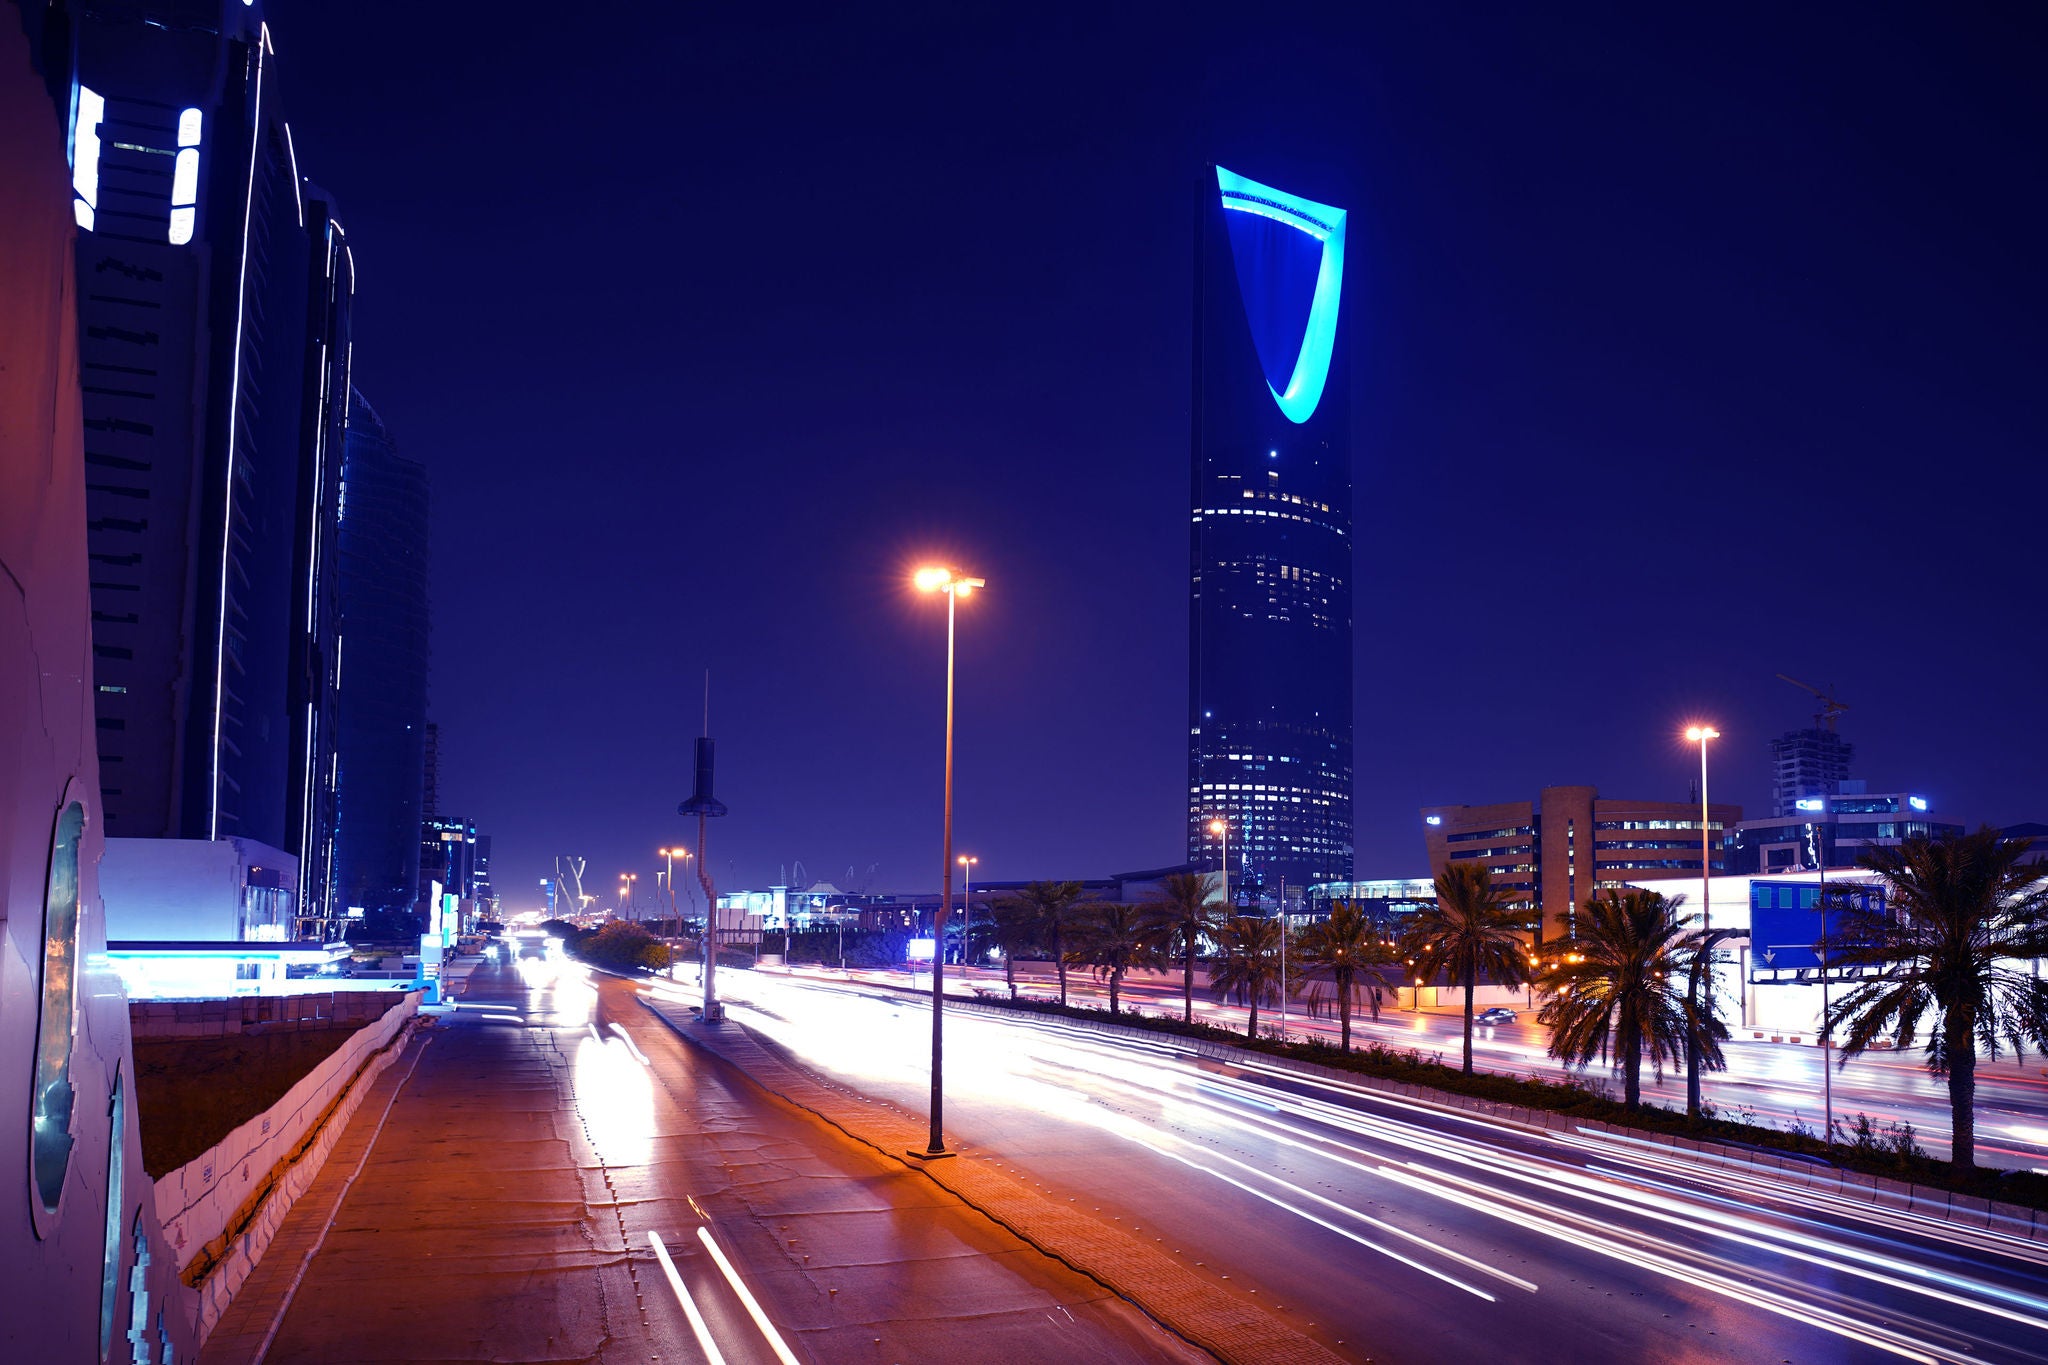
[1188,165,1354,901]
[420,815,478,904]
[422,720,441,818]
[70,1,350,932]
[473,834,496,918]
[333,392,430,915]
[1769,727,1854,818]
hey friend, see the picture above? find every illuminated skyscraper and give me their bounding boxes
[70,2,351,930]
[1188,166,1354,901]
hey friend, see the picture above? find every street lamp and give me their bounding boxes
[912,563,984,1160]
[1208,817,1230,910]
[1684,723,1720,1120]
[659,848,693,979]
[957,854,979,969]
[620,873,638,924]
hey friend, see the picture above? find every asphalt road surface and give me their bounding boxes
[675,966,2048,1364]
[255,956,1203,1364]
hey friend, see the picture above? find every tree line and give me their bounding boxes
[988,828,2048,1173]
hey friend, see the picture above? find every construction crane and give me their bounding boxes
[1776,674,1850,731]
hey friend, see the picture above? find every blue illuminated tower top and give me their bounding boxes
[1188,164,1355,902]
[1213,167,1348,424]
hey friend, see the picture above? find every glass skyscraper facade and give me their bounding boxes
[71,0,352,931]
[333,392,431,916]
[1188,166,1354,901]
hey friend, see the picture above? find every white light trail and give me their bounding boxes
[648,1232,725,1365]
[696,1226,802,1365]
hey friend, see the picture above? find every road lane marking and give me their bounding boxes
[1135,1138,1499,1300]
[696,1226,802,1365]
[649,1231,727,1365]
[608,1021,651,1065]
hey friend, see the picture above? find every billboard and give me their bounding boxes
[1748,880,1882,976]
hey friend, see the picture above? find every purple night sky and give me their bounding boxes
[277,4,2046,910]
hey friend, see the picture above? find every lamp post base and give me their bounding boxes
[905,1146,956,1162]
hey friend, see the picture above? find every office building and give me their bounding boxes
[1188,164,1355,901]
[1305,877,1437,926]
[1723,784,1963,874]
[1769,727,1854,817]
[1422,786,1741,943]
[421,815,479,903]
[473,833,497,918]
[70,0,352,934]
[332,392,430,916]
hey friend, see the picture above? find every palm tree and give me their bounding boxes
[1822,829,2048,1171]
[1074,902,1163,1016]
[1537,889,1723,1110]
[1405,864,1540,1075]
[1293,901,1390,1051]
[982,895,1043,999]
[1139,872,1221,1023]
[1208,916,1287,1040]
[998,880,1085,1006]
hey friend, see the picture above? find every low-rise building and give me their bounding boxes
[1423,786,1740,943]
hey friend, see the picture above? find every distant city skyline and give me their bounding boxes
[272,4,2045,907]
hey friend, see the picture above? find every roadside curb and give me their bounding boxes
[635,994,1346,1365]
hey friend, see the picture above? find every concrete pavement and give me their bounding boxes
[197,956,1208,1363]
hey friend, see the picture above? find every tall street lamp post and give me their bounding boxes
[1684,724,1720,1120]
[957,854,978,970]
[620,873,638,924]
[912,564,984,1160]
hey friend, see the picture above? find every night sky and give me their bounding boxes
[278,4,2047,913]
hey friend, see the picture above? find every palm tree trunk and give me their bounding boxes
[1005,950,1016,1000]
[1625,1051,1641,1109]
[1109,968,1121,1016]
[1183,941,1195,1024]
[1338,969,1352,1051]
[1462,957,1477,1076]
[1246,995,1259,1039]
[1948,1018,1977,1170]
[1056,936,1068,1007]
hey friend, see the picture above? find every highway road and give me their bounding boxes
[838,962,2048,1172]
[257,956,1200,1364]
[668,966,2048,1364]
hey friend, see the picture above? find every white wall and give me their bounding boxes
[100,835,297,941]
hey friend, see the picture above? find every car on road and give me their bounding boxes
[1475,1006,1518,1025]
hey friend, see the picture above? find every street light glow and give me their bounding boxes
[914,565,986,597]
[1685,724,1720,742]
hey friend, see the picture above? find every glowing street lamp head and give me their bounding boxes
[913,565,987,597]
[1208,818,1226,836]
[1685,725,1721,743]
